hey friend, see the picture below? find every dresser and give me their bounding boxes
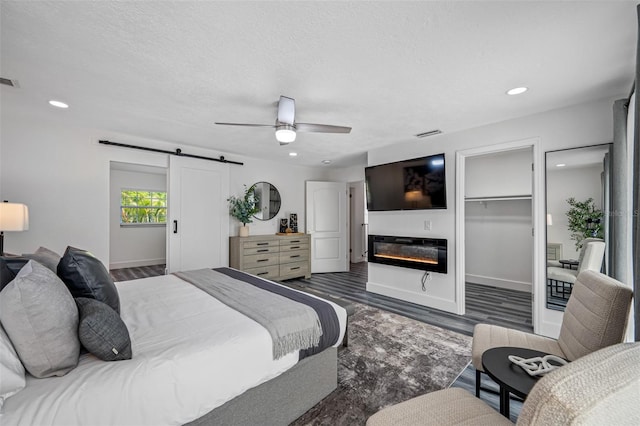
[229,234,311,280]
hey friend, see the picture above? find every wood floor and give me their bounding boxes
[286,262,532,336]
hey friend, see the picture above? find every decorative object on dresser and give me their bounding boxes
[289,213,298,233]
[279,218,288,233]
[229,234,311,280]
[227,184,260,237]
[0,201,29,256]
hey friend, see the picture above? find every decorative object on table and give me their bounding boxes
[279,218,288,233]
[227,185,260,237]
[289,213,298,233]
[0,201,29,256]
[565,197,603,250]
[508,354,568,376]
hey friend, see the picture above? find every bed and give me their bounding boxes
[1,266,347,425]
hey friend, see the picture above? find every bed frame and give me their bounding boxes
[186,347,337,426]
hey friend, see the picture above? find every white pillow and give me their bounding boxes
[0,324,26,411]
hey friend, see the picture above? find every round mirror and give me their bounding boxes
[251,182,281,221]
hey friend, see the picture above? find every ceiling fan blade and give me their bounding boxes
[296,123,352,134]
[214,122,275,128]
[277,96,295,125]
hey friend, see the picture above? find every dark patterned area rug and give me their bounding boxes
[292,303,472,426]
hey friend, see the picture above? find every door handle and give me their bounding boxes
[173,220,178,234]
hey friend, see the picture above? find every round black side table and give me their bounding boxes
[481,347,565,418]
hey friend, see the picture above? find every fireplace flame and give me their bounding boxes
[374,253,438,265]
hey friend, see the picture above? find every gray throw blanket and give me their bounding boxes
[174,269,322,360]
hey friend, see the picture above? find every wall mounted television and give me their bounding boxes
[365,153,447,211]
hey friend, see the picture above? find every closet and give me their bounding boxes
[464,148,533,293]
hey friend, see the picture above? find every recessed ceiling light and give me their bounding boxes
[556,163,566,167]
[49,100,69,108]
[506,87,528,96]
[322,160,331,165]
[289,152,298,157]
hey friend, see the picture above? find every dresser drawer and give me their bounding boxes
[280,237,307,247]
[279,261,309,277]
[243,253,279,268]
[279,250,309,264]
[243,245,280,256]
[243,240,279,249]
[245,265,280,279]
[279,243,309,253]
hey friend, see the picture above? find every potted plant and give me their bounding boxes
[565,197,604,251]
[228,185,260,237]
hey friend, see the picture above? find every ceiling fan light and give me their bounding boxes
[275,124,296,143]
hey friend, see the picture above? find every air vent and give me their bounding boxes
[0,77,19,87]
[415,129,442,138]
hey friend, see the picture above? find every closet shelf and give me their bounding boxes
[465,195,532,202]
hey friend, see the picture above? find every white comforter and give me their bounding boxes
[1,274,347,425]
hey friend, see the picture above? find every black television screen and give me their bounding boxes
[365,153,447,211]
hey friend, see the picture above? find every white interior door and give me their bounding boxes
[306,181,348,273]
[167,156,229,273]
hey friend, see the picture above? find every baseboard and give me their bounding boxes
[109,258,165,270]
[366,280,458,313]
[466,274,531,293]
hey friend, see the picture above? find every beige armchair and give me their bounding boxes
[547,239,605,304]
[472,270,632,397]
[366,342,640,426]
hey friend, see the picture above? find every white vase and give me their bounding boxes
[239,224,249,237]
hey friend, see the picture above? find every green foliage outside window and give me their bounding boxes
[121,190,167,224]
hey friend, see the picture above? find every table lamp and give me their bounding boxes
[0,201,29,256]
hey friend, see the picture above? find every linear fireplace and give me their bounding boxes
[368,235,447,274]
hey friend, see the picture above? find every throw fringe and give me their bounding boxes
[274,319,323,359]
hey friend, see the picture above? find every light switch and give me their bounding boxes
[424,220,432,231]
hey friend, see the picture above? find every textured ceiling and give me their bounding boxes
[0,1,636,167]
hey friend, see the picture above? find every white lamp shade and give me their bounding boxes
[0,203,29,231]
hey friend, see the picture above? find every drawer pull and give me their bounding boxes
[257,242,269,246]
[291,266,301,270]
[290,255,301,259]
[257,259,269,263]
[291,246,300,249]
[290,240,300,243]
[257,272,268,276]
[257,249,268,253]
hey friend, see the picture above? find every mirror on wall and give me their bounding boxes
[545,143,612,311]
[252,182,281,221]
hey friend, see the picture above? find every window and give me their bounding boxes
[120,190,167,225]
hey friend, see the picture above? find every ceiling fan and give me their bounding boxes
[215,96,352,145]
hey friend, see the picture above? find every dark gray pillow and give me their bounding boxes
[0,257,28,291]
[0,261,80,378]
[22,246,61,273]
[57,246,120,314]
[76,298,132,361]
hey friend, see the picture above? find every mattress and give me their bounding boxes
[1,273,347,425]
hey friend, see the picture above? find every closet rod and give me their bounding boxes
[98,140,244,166]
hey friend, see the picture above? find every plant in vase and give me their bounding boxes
[565,197,604,251]
[228,185,260,237]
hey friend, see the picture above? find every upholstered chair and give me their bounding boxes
[546,238,605,284]
[472,270,632,397]
[366,342,640,426]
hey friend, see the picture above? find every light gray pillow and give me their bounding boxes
[0,261,80,378]
[0,325,25,410]
[22,246,61,273]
